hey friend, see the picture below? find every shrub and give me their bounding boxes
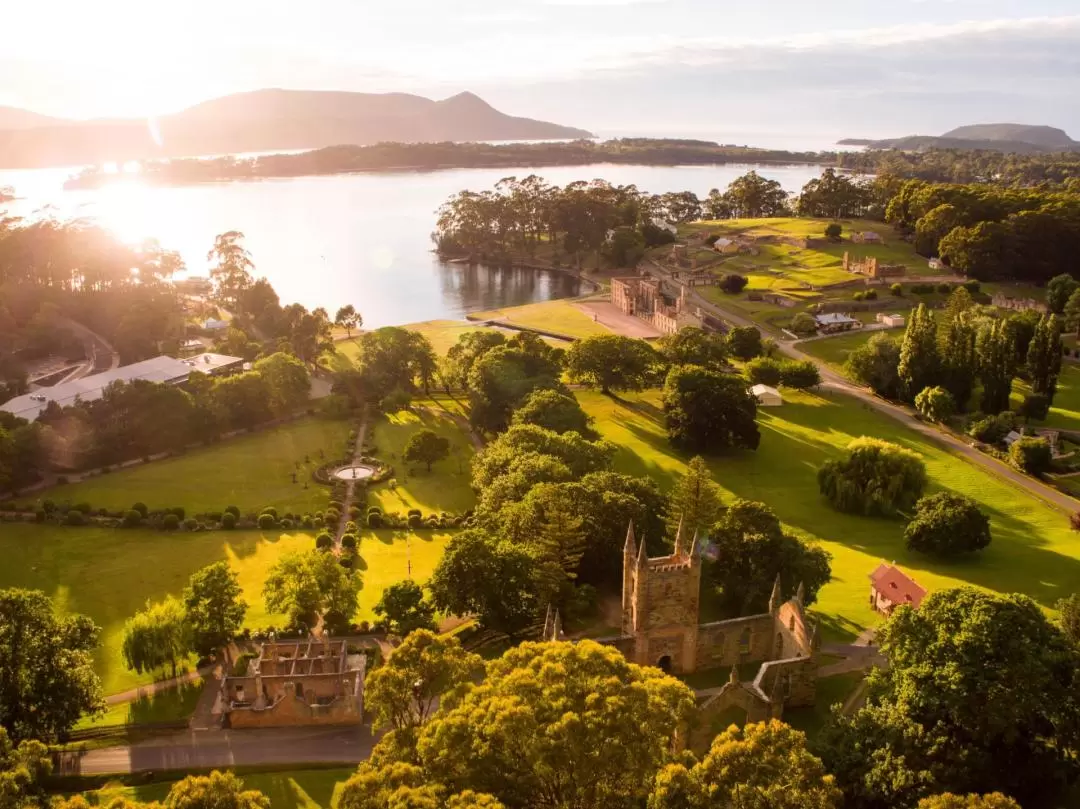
[407,513,424,529]
[817,437,927,517]
[123,509,143,528]
[344,520,359,533]
[42,499,56,514]
[324,514,338,529]
[260,506,278,519]
[368,507,382,516]
[221,512,237,530]
[789,312,818,337]
[302,516,314,529]
[184,517,199,531]
[937,282,952,294]
[368,511,383,529]
[328,500,344,512]
[1009,436,1052,476]
[74,502,92,514]
[853,291,865,302]
[905,492,991,557]
[65,510,86,526]
[745,357,783,387]
[348,506,362,520]
[406,508,422,519]
[163,513,180,531]
[315,532,333,550]
[35,509,46,523]
[131,502,149,518]
[890,283,903,297]
[425,516,440,528]
[718,273,749,295]
[824,223,842,240]
[914,386,955,423]
[341,534,357,550]
[171,506,186,520]
[257,513,277,530]
[224,505,241,518]
[779,360,821,390]
[962,279,981,294]
[280,518,294,529]
[911,283,935,294]
[1019,393,1050,421]
[968,411,1017,444]
[864,289,878,300]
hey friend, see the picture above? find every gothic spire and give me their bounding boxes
[624,521,637,558]
[796,581,806,605]
[728,665,739,685]
[673,515,686,558]
[637,534,649,570]
[769,574,783,613]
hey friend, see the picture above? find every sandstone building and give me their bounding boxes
[611,276,705,335]
[221,637,365,728]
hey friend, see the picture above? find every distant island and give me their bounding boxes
[0,88,594,170]
[63,139,833,190]
[840,123,1080,154]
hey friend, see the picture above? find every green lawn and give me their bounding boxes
[36,417,351,515]
[75,679,204,730]
[784,670,865,739]
[798,331,879,369]
[468,299,611,339]
[577,388,1080,643]
[0,525,448,696]
[1014,364,1080,434]
[72,768,353,809]
[366,405,477,516]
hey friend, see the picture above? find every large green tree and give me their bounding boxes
[897,304,940,401]
[649,721,842,809]
[404,429,451,472]
[121,597,190,678]
[662,365,760,453]
[975,319,1016,414]
[0,589,104,741]
[182,562,247,658]
[708,500,831,615]
[1026,313,1062,402]
[1046,272,1078,314]
[904,492,991,557]
[667,456,724,541]
[164,771,270,809]
[656,327,728,370]
[510,389,594,437]
[263,550,361,632]
[845,333,902,399]
[565,335,660,394]
[207,231,254,308]
[817,437,927,517]
[374,581,437,637]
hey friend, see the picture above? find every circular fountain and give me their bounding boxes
[332,463,377,481]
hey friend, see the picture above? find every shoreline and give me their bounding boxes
[435,250,606,296]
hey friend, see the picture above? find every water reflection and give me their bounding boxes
[436,262,586,317]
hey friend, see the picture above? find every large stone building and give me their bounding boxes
[221,637,365,728]
[546,521,819,728]
[610,276,705,335]
[843,252,905,279]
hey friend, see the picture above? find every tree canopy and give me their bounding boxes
[565,335,660,394]
[262,550,361,632]
[663,365,760,453]
[183,562,247,658]
[817,437,927,517]
[904,492,991,557]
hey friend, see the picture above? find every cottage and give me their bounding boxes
[813,312,861,334]
[751,384,783,407]
[928,258,946,271]
[876,313,906,328]
[868,563,926,616]
[713,238,741,255]
[852,231,884,244]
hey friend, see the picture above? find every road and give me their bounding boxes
[66,726,377,775]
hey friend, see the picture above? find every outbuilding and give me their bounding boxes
[751,384,783,407]
[869,562,926,616]
[876,312,906,328]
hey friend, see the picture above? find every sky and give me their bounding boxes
[3,0,1079,143]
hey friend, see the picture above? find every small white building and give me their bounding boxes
[876,313,906,328]
[928,258,946,271]
[713,237,741,255]
[203,318,229,332]
[852,231,884,244]
[751,384,783,407]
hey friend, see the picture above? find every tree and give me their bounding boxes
[914,386,955,422]
[723,171,788,218]
[718,273,749,294]
[824,222,842,240]
[183,562,246,658]
[898,304,939,401]
[565,335,659,394]
[817,437,927,517]
[917,795,1021,809]
[745,357,783,387]
[976,319,1016,414]
[667,456,724,541]
[510,389,594,437]
[471,424,614,492]
[1056,592,1080,645]
[374,581,437,636]
[428,531,540,638]
[663,365,760,453]
[121,597,190,678]
[656,327,728,370]
[263,550,361,632]
[780,360,822,389]
[726,326,762,360]
[533,505,587,607]
[334,304,362,337]
[789,312,819,338]
[252,352,311,415]
[938,309,978,411]
[404,430,451,472]
[415,641,696,809]
[466,336,564,434]
[904,492,991,557]
[1019,392,1049,421]
[846,333,902,399]
[0,725,51,809]
[648,721,841,809]
[358,327,438,409]
[1008,436,1052,476]
[1026,313,1062,402]
[164,771,270,809]
[1064,288,1080,335]
[0,589,103,741]
[207,231,254,308]
[708,499,831,615]
[826,589,1080,808]
[366,630,484,732]
[1046,272,1078,314]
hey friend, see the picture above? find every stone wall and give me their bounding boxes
[227,690,362,728]
[694,614,776,670]
[755,657,817,708]
[638,563,700,631]
[777,602,813,656]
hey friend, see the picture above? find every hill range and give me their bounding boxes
[839,123,1080,154]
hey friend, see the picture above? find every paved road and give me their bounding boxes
[69,726,377,775]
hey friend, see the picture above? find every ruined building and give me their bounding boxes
[545,521,818,730]
[221,637,365,728]
[611,276,705,335]
[843,252,905,279]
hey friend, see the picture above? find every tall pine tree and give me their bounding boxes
[977,319,1016,414]
[1027,313,1063,403]
[897,304,940,402]
[938,290,978,411]
[667,456,724,541]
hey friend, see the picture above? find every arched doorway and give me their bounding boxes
[657,655,673,673]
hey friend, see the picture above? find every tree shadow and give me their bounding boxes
[127,679,204,725]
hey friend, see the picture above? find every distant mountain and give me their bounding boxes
[0,89,594,169]
[839,123,1079,154]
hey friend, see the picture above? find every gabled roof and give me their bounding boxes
[751,384,781,398]
[869,563,926,609]
[814,312,858,325]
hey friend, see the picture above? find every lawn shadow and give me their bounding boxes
[127,679,203,725]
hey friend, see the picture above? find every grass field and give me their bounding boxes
[469,299,611,339]
[1015,364,1080,434]
[72,768,353,809]
[366,405,477,516]
[0,525,449,696]
[577,388,1080,643]
[36,417,351,515]
[798,330,881,368]
[75,680,204,730]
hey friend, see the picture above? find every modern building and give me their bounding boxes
[868,563,926,616]
[0,353,243,422]
[813,312,861,334]
[876,313,906,327]
[751,384,783,407]
[221,637,365,728]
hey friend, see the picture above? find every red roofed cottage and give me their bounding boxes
[868,563,927,616]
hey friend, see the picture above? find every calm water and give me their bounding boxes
[0,163,828,327]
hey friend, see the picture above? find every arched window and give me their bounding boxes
[739,627,751,655]
[789,615,796,632]
[657,655,673,673]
